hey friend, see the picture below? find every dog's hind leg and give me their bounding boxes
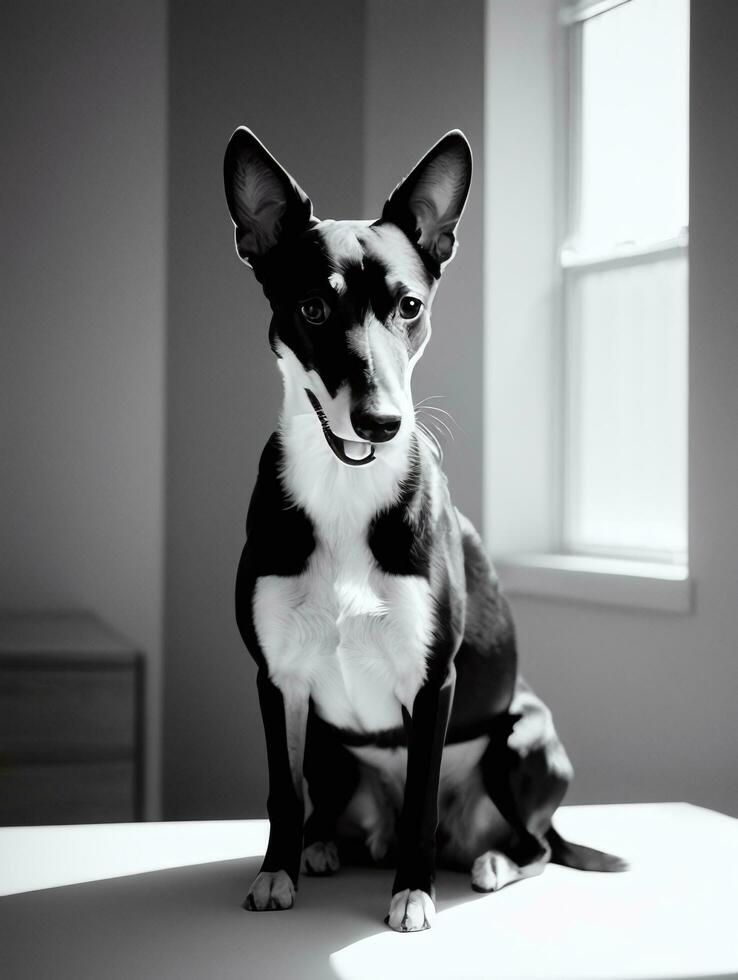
[301,709,359,876]
[472,678,573,892]
[476,679,626,887]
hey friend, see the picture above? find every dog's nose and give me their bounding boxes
[351,411,402,443]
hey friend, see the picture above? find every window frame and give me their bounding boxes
[557,0,690,567]
[482,0,692,613]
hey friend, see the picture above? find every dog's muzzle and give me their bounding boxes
[305,389,376,467]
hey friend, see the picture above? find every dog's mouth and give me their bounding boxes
[304,389,376,467]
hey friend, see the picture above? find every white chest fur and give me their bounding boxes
[253,407,433,731]
[253,534,432,732]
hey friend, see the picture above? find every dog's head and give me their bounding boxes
[224,128,471,466]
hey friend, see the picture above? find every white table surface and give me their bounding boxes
[1,803,736,980]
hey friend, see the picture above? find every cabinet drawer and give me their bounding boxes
[0,760,137,825]
[0,665,137,762]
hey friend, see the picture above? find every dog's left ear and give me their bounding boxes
[380,130,472,273]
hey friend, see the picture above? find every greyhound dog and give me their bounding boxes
[223,127,624,932]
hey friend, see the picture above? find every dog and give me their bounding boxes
[223,126,625,932]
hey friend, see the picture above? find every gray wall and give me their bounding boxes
[494,1,738,816]
[1,0,167,817]
[163,0,366,817]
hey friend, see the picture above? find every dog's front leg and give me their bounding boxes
[244,668,308,912]
[388,671,455,932]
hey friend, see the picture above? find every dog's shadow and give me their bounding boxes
[2,854,489,980]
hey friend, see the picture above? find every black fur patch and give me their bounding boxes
[367,439,433,577]
[244,433,315,577]
[235,434,315,667]
[342,256,396,323]
[257,230,374,398]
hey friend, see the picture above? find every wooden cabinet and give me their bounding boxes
[0,614,144,825]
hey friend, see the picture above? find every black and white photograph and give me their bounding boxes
[1,1,737,978]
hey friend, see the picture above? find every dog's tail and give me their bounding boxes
[546,825,628,873]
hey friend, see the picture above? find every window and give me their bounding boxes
[561,0,690,565]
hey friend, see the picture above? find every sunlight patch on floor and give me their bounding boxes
[331,805,738,980]
[0,818,269,897]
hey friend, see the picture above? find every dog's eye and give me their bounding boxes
[299,298,330,325]
[398,296,423,320]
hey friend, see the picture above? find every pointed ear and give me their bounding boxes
[224,127,316,266]
[380,130,472,273]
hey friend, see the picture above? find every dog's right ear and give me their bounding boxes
[224,127,316,266]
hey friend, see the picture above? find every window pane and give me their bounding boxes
[564,255,688,559]
[578,0,690,250]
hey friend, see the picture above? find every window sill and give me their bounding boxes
[494,553,692,614]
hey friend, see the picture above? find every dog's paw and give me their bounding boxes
[301,841,340,876]
[386,889,435,932]
[471,850,519,892]
[243,870,295,911]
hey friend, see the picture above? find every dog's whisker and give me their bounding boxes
[428,419,455,446]
[422,405,455,422]
[415,410,437,433]
[422,404,467,438]
[415,417,443,461]
[414,394,447,408]
[418,408,455,443]
[418,423,445,462]
[421,405,459,431]
[429,416,455,441]
[423,411,455,437]
[415,417,436,446]
[424,432,444,462]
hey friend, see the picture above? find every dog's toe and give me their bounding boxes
[301,841,340,876]
[387,889,435,932]
[243,870,295,911]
